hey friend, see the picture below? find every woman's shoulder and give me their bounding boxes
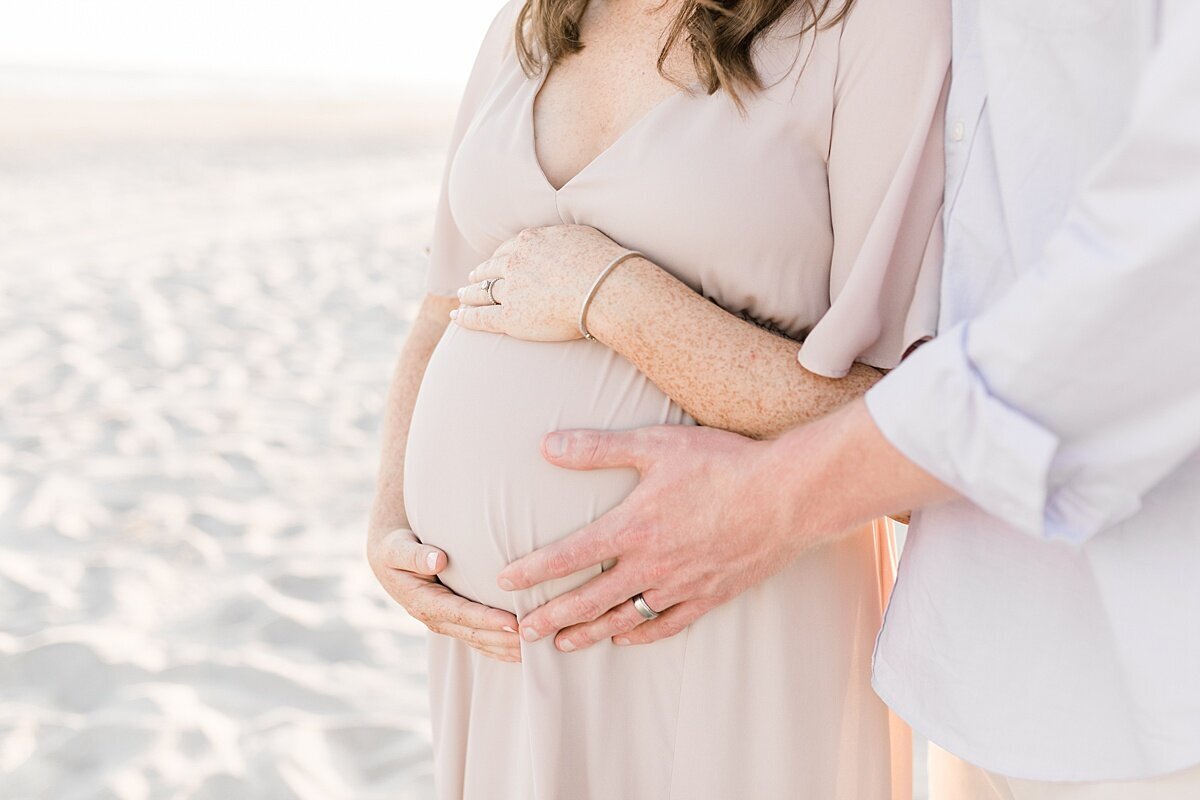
[457,2,524,104]
[477,1,522,62]
[833,0,951,54]
[756,0,949,94]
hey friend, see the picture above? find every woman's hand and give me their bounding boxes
[451,225,626,341]
[367,526,521,663]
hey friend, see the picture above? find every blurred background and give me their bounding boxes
[0,1,928,798]
[0,2,500,798]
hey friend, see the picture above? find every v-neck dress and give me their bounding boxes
[403,1,949,798]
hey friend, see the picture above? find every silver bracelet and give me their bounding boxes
[578,250,644,341]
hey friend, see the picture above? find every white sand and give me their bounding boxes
[0,94,454,799]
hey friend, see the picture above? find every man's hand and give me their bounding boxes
[368,527,521,662]
[497,424,835,653]
[499,400,952,653]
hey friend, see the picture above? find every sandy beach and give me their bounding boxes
[0,87,929,799]
[0,93,455,799]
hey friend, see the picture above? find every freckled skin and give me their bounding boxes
[463,225,884,441]
[588,254,883,440]
[533,0,697,192]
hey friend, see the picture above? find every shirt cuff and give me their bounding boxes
[865,323,1063,540]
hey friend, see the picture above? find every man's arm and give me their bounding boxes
[869,5,1200,544]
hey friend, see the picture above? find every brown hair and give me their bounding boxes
[514,0,856,106]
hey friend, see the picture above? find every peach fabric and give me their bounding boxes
[929,743,1200,800]
[875,518,915,800]
[404,0,949,797]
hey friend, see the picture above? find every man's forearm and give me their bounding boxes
[762,399,957,540]
[856,7,1200,543]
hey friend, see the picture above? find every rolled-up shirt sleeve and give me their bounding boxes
[866,8,1200,545]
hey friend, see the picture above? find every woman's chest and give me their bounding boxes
[531,16,700,192]
[448,40,839,335]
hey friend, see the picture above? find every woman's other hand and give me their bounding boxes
[367,526,522,663]
[452,225,626,340]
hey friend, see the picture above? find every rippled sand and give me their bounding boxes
[0,95,454,799]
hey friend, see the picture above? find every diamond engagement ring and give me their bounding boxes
[483,277,503,305]
[632,594,660,621]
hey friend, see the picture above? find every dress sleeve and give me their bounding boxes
[796,0,951,378]
[424,1,519,297]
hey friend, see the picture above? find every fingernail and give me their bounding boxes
[545,433,566,458]
[497,576,514,591]
[613,637,630,646]
[558,639,576,653]
[425,551,439,572]
[503,626,517,634]
[456,287,465,299]
[522,627,540,643]
[449,309,458,320]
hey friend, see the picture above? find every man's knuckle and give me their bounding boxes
[612,613,639,633]
[546,550,575,577]
[622,523,655,553]
[644,558,671,584]
[584,434,608,465]
[571,595,601,621]
[642,426,667,448]
[702,573,729,599]
[614,521,638,546]
[658,618,686,639]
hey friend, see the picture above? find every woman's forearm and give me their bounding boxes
[587,257,882,440]
[368,294,457,536]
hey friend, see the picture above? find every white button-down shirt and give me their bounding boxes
[866,0,1200,782]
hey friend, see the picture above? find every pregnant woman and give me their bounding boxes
[368,0,948,797]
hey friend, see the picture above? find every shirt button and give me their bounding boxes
[951,120,966,142]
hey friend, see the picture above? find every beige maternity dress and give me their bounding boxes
[404,1,949,797]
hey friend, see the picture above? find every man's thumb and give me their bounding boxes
[542,429,644,471]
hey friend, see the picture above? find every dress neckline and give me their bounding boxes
[525,64,701,194]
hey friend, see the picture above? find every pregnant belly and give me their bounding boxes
[404,325,692,614]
